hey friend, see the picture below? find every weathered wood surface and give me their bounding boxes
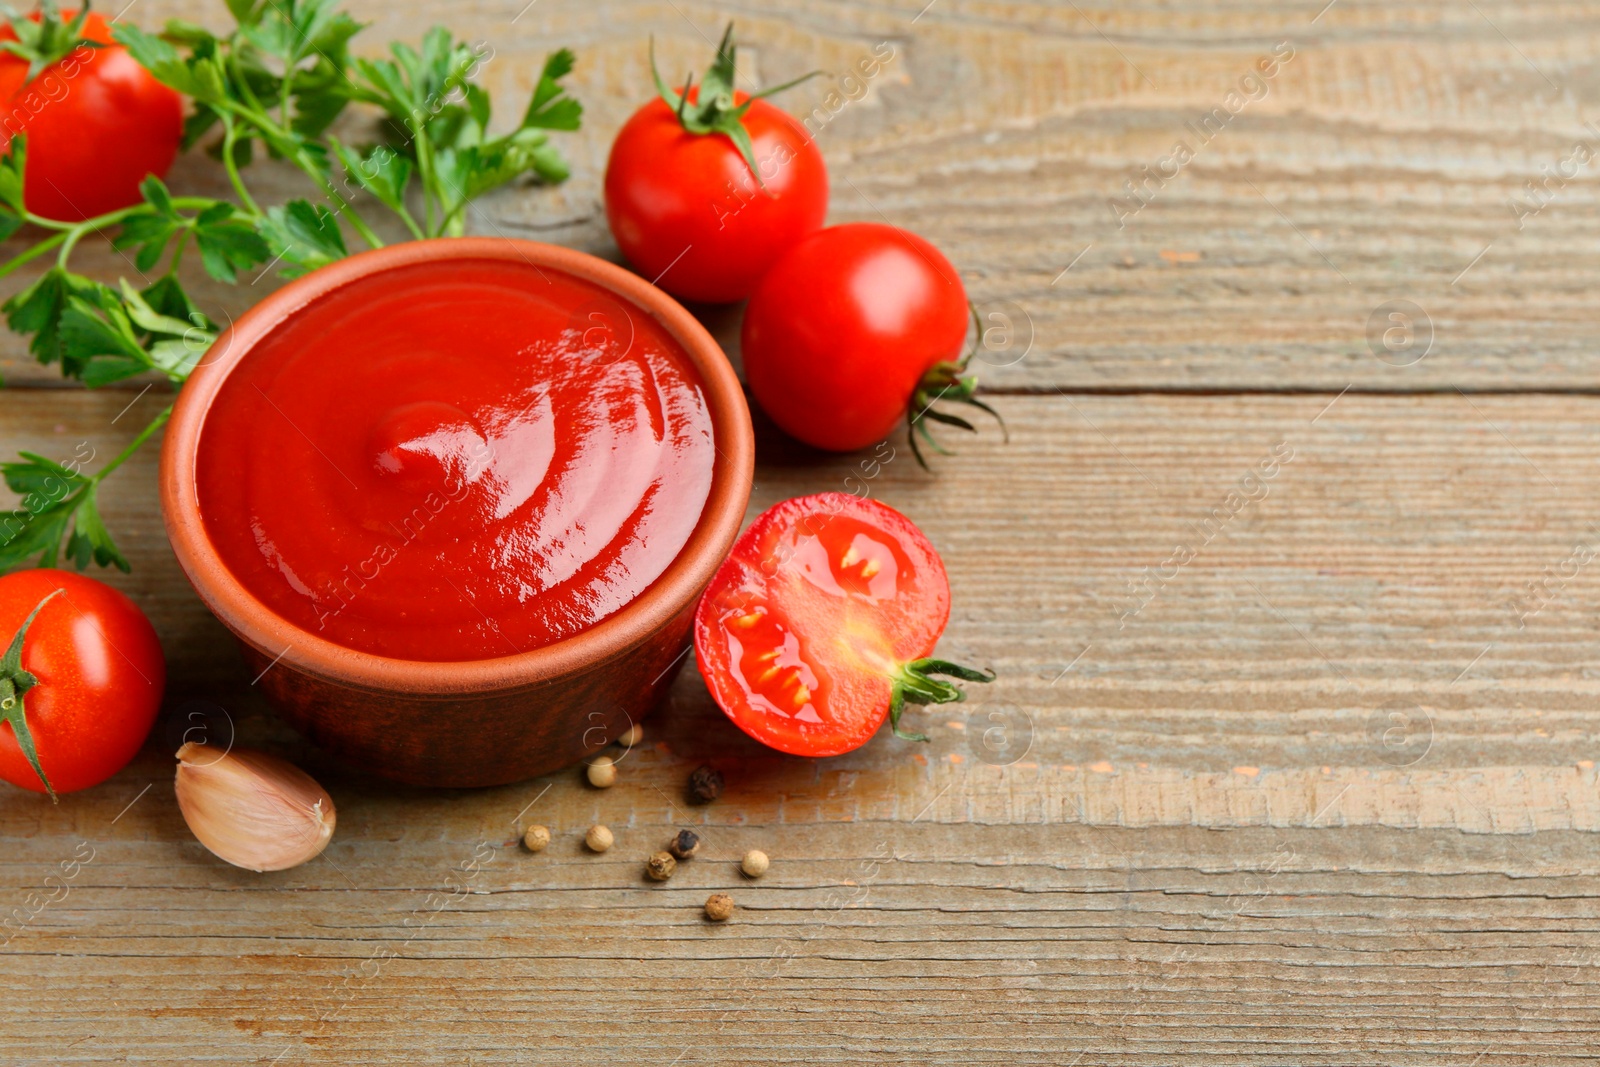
[5,0,1600,1063]
[7,393,1600,1063]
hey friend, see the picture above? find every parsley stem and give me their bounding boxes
[220,114,261,216]
[228,92,382,249]
[395,202,426,242]
[229,48,273,124]
[0,194,230,282]
[415,134,438,236]
[0,230,65,280]
[23,205,134,233]
[55,223,86,267]
[22,198,218,235]
[91,405,171,486]
[277,57,292,130]
[315,176,383,248]
[167,230,187,274]
[217,92,385,250]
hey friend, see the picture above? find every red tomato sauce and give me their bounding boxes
[196,258,716,662]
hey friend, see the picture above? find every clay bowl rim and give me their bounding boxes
[160,236,754,696]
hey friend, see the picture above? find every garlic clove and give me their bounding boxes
[174,742,336,872]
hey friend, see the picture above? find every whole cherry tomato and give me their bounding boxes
[604,24,826,304]
[0,569,165,798]
[694,493,991,757]
[0,5,183,221]
[742,222,999,461]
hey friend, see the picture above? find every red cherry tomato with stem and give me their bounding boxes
[694,493,991,757]
[0,5,183,221]
[605,24,827,304]
[0,569,165,798]
[741,222,1003,462]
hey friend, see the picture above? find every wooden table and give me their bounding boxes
[4,1,1599,1062]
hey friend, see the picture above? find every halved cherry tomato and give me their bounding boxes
[693,493,990,757]
[0,6,183,221]
[0,569,165,797]
[741,222,1000,462]
[604,25,826,304]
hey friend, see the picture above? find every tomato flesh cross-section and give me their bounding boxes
[694,493,992,757]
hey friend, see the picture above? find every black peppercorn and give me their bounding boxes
[688,764,723,803]
[669,829,700,859]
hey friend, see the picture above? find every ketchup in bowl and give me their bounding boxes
[195,257,716,662]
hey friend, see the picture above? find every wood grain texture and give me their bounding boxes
[3,0,1600,1062]
[7,0,1600,389]
[5,391,1600,1062]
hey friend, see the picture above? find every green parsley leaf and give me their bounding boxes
[355,28,482,136]
[2,450,79,498]
[116,279,215,380]
[139,174,175,217]
[57,288,152,387]
[161,19,218,49]
[291,58,352,139]
[0,137,26,216]
[138,274,207,328]
[119,279,202,339]
[109,177,186,272]
[332,139,413,213]
[112,210,181,273]
[3,267,99,372]
[0,453,128,574]
[112,24,228,105]
[192,202,271,283]
[0,498,71,571]
[522,48,582,131]
[64,484,126,571]
[256,199,347,277]
[224,0,261,24]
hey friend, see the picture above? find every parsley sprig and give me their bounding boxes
[0,0,581,574]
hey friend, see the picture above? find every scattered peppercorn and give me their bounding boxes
[705,892,735,921]
[688,764,723,803]
[645,851,677,881]
[617,723,643,748]
[586,756,617,789]
[740,849,770,878]
[668,829,701,860]
[585,824,614,852]
[522,825,551,853]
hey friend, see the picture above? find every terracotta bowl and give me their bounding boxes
[160,238,754,788]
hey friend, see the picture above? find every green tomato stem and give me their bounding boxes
[886,658,996,742]
[0,588,64,800]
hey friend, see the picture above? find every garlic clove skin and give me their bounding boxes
[175,743,336,872]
